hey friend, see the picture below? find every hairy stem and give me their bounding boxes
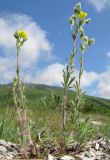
[16,47,20,78]
[62,32,77,131]
[62,88,67,131]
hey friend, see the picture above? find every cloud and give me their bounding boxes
[81,71,98,88]
[28,63,65,85]
[88,0,110,12]
[23,63,99,89]
[29,64,110,99]
[0,13,53,82]
[106,51,110,58]
[80,69,110,99]
[96,70,110,98]
[71,69,98,88]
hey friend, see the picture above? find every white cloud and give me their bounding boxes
[23,63,99,88]
[106,51,110,58]
[31,65,110,99]
[79,69,110,99]
[96,70,110,98]
[88,0,110,12]
[0,13,53,82]
[81,71,98,88]
[30,63,64,85]
[71,69,98,88]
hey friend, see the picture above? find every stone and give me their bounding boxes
[91,121,102,126]
[6,154,14,159]
[48,154,56,160]
[90,141,97,149]
[6,142,19,152]
[95,143,99,150]
[0,140,7,146]
[61,155,75,160]
[0,140,19,159]
[7,142,18,149]
[0,145,7,153]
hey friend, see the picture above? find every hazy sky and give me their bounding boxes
[0,0,110,98]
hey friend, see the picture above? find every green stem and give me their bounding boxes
[62,87,67,131]
[62,32,78,131]
[79,52,83,86]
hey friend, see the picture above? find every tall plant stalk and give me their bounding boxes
[13,30,32,149]
[62,36,77,131]
[62,2,95,131]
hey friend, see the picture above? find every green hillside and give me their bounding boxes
[0,83,110,143]
[0,83,110,114]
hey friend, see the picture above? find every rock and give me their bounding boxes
[0,145,7,153]
[91,142,96,148]
[0,140,7,146]
[7,142,18,149]
[72,137,110,160]
[89,150,95,157]
[95,143,99,150]
[48,154,56,160]
[6,154,15,160]
[0,138,110,159]
[61,155,75,160]
[0,140,19,159]
[100,140,107,149]
[35,143,41,149]
[91,121,102,126]
[6,142,19,153]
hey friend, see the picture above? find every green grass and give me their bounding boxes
[0,83,110,143]
[0,83,110,112]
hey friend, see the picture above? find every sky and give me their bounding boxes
[0,0,110,98]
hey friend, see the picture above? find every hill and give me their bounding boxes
[0,83,110,114]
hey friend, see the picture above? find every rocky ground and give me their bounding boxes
[0,138,110,159]
[49,138,110,160]
[0,140,19,159]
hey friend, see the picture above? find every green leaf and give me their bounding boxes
[76,2,81,10]
[67,77,75,87]
[80,31,84,39]
[74,2,81,14]
[84,18,91,24]
[79,19,85,26]
[70,16,75,26]
[66,71,70,84]
[72,33,76,41]
[74,8,80,15]
[69,52,74,62]
[82,36,88,42]
[88,38,95,45]
[79,27,84,33]
[80,44,86,53]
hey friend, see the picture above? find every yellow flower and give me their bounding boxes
[14,30,28,40]
[77,11,87,19]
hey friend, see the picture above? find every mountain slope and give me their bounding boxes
[0,83,110,113]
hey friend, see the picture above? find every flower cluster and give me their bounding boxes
[14,30,28,50]
[77,11,87,19]
[14,30,28,41]
[69,2,94,53]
